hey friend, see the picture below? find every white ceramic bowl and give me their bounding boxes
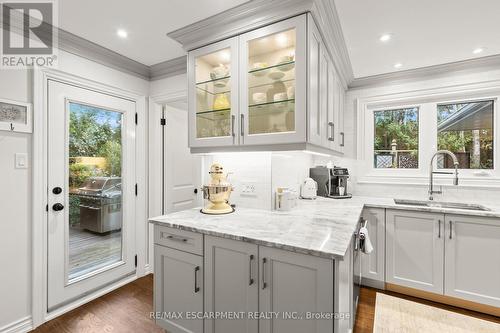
[252,92,267,104]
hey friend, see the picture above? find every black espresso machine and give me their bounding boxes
[309,166,352,199]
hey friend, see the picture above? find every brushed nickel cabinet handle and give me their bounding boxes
[438,220,441,238]
[262,258,267,290]
[194,266,200,293]
[449,221,453,239]
[249,255,254,286]
[240,114,244,137]
[231,115,235,137]
[328,122,335,141]
[166,234,188,243]
[340,132,345,147]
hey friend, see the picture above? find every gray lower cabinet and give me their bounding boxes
[444,215,500,307]
[385,210,445,294]
[360,208,385,287]
[154,245,203,333]
[204,236,259,333]
[259,246,334,333]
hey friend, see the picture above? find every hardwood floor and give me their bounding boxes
[33,275,162,333]
[32,277,500,333]
[354,287,500,333]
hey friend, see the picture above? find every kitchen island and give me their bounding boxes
[149,197,500,333]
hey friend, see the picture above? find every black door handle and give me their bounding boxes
[194,188,198,194]
[52,203,64,211]
[52,187,62,195]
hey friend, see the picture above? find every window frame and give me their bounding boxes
[356,84,500,187]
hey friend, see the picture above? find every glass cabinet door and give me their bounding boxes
[188,38,239,147]
[239,15,306,145]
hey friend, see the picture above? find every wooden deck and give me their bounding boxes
[69,226,122,279]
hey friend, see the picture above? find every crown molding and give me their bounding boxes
[309,0,353,88]
[349,54,500,90]
[167,0,313,51]
[167,0,353,87]
[57,29,151,80]
[149,56,187,81]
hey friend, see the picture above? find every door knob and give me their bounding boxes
[52,187,62,195]
[52,203,64,211]
[194,188,198,194]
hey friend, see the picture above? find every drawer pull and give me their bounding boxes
[165,234,188,243]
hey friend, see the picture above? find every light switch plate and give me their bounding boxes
[15,153,28,169]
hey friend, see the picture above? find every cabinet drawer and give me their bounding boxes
[154,225,203,256]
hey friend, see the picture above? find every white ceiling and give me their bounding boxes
[334,0,500,78]
[58,0,249,66]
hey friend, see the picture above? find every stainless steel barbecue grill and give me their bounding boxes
[76,177,122,234]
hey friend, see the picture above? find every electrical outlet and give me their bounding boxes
[241,183,258,196]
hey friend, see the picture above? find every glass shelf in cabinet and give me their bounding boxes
[248,61,295,74]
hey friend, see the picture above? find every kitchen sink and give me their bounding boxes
[394,199,490,211]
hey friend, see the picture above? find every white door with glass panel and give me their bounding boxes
[47,80,136,310]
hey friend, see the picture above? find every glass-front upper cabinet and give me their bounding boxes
[188,38,239,147]
[239,15,306,145]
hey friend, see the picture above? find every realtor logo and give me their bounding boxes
[1,0,58,68]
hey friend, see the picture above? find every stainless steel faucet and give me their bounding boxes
[429,150,459,200]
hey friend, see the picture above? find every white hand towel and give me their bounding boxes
[359,226,373,254]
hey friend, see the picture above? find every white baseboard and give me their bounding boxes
[0,316,33,333]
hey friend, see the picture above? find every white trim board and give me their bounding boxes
[0,316,32,333]
[32,67,148,329]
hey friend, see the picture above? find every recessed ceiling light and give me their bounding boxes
[379,33,392,42]
[117,29,128,39]
[473,47,484,55]
[394,63,403,69]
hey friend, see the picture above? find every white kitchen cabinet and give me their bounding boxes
[239,15,307,146]
[204,236,259,333]
[154,245,203,333]
[188,13,346,154]
[386,210,444,294]
[188,37,239,148]
[259,246,334,333]
[444,215,500,308]
[360,208,385,287]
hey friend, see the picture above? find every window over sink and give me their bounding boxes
[437,100,494,169]
[373,107,419,169]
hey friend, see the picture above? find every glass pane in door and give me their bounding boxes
[247,28,296,135]
[195,48,232,138]
[68,102,123,281]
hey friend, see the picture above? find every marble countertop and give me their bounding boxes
[149,196,500,260]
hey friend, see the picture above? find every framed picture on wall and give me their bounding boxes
[0,98,32,133]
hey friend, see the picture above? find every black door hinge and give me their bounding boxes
[135,113,138,125]
[160,118,166,126]
[134,255,137,268]
[135,183,138,196]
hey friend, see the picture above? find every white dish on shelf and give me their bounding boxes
[273,92,288,102]
[252,92,267,105]
[251,62,269,77]
[213,79,228,88]
[268,70,285,80]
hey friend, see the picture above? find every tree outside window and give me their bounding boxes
[374,107,419,169]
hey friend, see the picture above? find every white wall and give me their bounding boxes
[344,66,500,205]
[0,50,149,331]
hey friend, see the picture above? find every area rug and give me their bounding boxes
[373,292,500,333]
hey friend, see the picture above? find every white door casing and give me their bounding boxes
[47,79,136,310]
[164,105,201,213]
